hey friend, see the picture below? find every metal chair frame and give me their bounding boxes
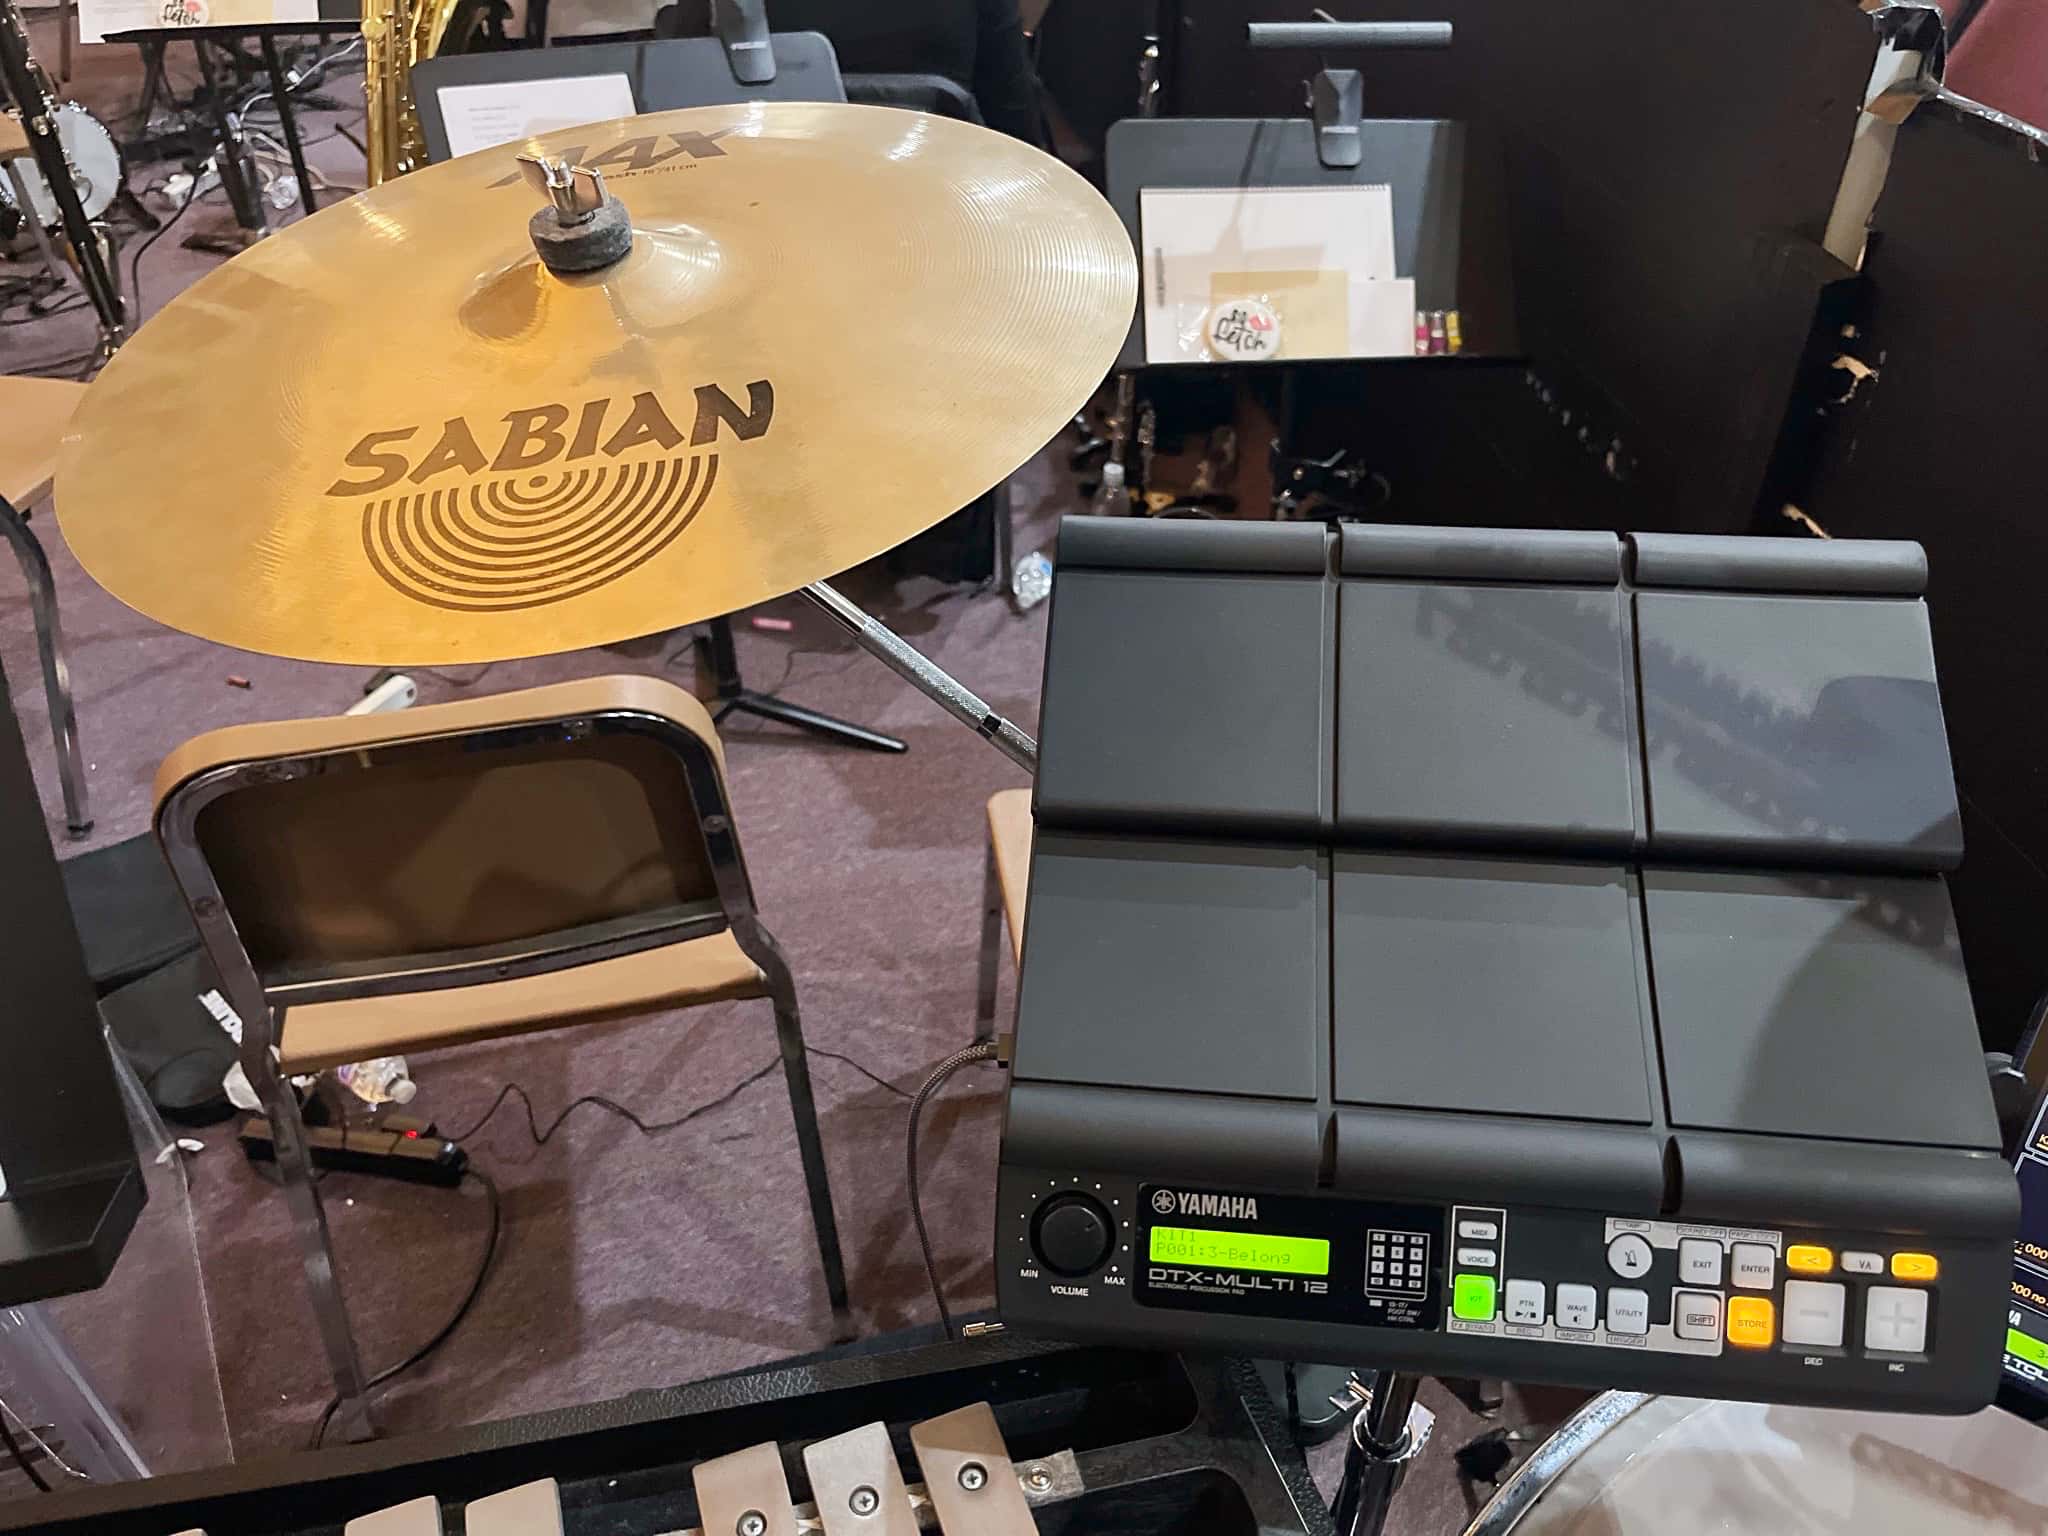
[156,706,850,1442]
[0,491,89,836]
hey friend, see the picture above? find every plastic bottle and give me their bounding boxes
[1089,459,1127,517]
[335,1056,417,1106]
[1013,550,1054,611]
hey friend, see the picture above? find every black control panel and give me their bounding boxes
[999,1168,1997,1411]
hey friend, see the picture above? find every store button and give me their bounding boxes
[1727,1296,1775,1349]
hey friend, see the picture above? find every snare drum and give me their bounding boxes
[1467,1392,2048,1534]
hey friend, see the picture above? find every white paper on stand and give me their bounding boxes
[1140,184,1407,363]
[78,0,315,44]
[438,74,639,159]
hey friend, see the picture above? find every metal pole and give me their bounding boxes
[1330,1371,1432,1536]
[258,32,318,217]
[801,581,1038,773]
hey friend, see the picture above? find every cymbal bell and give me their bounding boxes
[55,103,1137,664]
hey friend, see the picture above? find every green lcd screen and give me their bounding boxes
[1148,1225,1331,1276]
[2010,1327,2048,1370]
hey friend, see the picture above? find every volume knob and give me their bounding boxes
[1032,1194,1115,1277]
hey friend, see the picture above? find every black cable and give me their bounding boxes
[126,177,204,323]
[442,1049,908,1148]
[0,1402,52,1493]
[906,1041,1000,1338]
[312,1166,501,1449]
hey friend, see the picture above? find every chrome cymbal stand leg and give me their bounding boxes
[801,581,1037,773]
[1330,1370,1433,1536]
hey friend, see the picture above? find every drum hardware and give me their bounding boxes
[1330,1371,1434,1536]
[54,102,1131,771]
[0,0,126,353]
[698,612,907,756]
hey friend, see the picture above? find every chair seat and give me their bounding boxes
[1,377,86,511]
[278,929,768,1072]
[987,787,1032,963]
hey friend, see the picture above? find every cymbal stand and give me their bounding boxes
[802,581,1036,773]
[701,612,906,754]
[1330,1369,1434,1536]
[0,0,128,356]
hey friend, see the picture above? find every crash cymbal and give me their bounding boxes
[55,102,1135,664]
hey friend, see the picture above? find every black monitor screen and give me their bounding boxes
[2002,1088,2048,1419]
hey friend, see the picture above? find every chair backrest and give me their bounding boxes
[153,676,752,1007]
[843,72,984,125]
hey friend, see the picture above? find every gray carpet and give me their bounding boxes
[4,28,1572,1529]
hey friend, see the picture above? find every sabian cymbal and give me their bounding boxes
[55,102,1136,664]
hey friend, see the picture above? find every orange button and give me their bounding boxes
[1727,1295,1775,1349]
[1890,1251,1939,1282]
[1786,1244,1833,1275]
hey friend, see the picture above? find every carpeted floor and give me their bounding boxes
[3,26,1572,1529]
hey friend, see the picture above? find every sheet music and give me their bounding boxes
[437,74,638,159]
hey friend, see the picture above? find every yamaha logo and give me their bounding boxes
[1151,1188,1260,1221]
[324,382,772,612]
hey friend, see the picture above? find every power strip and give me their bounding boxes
[238,1116,467,1187]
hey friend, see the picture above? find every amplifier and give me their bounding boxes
[995,517,2017,1414]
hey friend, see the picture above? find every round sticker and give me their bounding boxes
[1206,298,1281,361]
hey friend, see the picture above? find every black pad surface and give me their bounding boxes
[1335,580,1637,851]
[1035,568,1330,836]
[1635,591,1961,870]
[1644,869,1992,1148]
[1013,833,1324,1101]
[1330,853,1652,1123]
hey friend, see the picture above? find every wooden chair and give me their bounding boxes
[972,788,1032,1042]
[1,375,91,836]
[153,675,851,1440]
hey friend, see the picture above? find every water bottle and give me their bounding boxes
[1013,550,1054,611]
[335,1056,417,1106]
[1089,459,1127,517]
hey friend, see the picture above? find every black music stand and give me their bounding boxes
[107,15,363,223]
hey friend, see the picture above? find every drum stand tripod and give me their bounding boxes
[807,580,1433,1536]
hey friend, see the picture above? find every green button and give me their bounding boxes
[2010,1326,2048,1370]
[1453,1273,1497,1321]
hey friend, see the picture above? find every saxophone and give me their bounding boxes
[360,0,468,185]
